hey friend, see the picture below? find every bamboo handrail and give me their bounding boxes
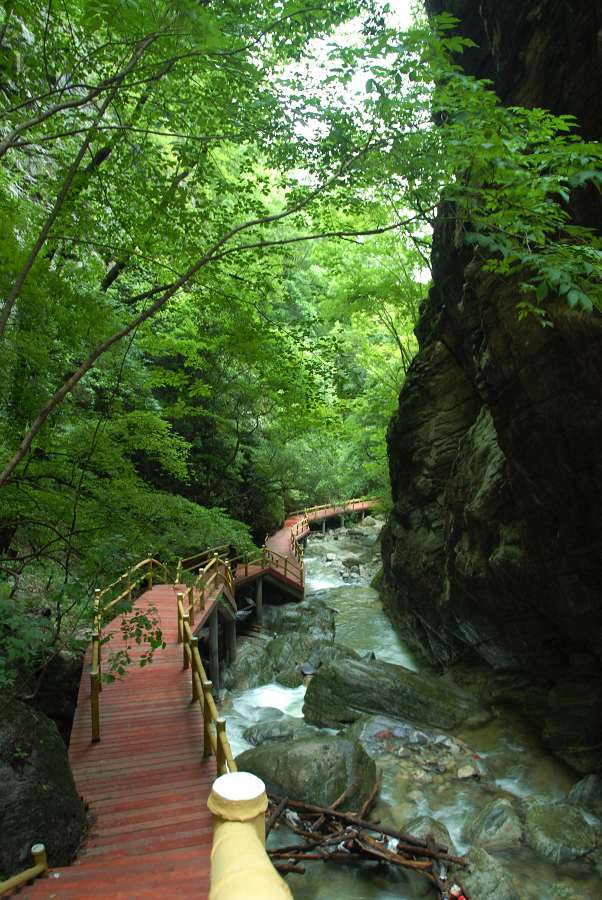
[179,597,237,776]
[287,497,377,517]
[0,845,48,896]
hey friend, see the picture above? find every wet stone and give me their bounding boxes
[523,799,601,864]
[464,797,523,851]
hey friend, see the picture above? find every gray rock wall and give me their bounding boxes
[382,0,602,772]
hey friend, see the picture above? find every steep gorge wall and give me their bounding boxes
[381,0,602,773]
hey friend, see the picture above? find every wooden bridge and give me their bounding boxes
[6,499,376,899]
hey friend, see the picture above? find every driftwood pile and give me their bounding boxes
[267,782,471,900]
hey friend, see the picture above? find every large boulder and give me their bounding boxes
[450,847,520,900]
[404,815,455,853]
[0,700,86,879]
[34,649,84,743]
[225,632,358,690]
[464,797,522,851]
[523,799,600,865]
[262,600,335,642]
[303,657,483,730]
[243,716,313,746]
[235,733,376,809]
[568,774,602,817]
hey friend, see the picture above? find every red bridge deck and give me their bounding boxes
[22,500,375,898]
[24,583,217,898]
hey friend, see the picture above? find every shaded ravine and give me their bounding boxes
[220,525,601,899]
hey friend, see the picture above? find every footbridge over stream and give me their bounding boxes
[3,499,376,900]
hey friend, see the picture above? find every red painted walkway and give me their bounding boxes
[24,584,217,898]
[21,500,375,898]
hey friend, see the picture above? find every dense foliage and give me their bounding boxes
[0,0,599,687]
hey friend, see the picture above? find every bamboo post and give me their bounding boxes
[209,608,219,689]
[190,637,199,701]
[216,717,227,775]
[189,593,195,628]
[225,618,237,663]
[203,681,214,758]
[90,664,100,743]
[94,589,102,690]
[199,569,206,610]
[256,576,263,625]
[182,612,190,670]
[176,592,184,644]
[207,771,273,853]
[283,557,288,578]
[31,844,47,873]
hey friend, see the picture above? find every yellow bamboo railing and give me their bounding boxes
[0,844,48,896]
[176,574,237,775]
[287,496,377,518]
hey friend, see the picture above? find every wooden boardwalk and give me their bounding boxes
[21,500,375,898]
[24,583,216,898]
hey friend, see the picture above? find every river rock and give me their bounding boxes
[345,714,465,759]
[546,886,593,900]
[303,657,483,730]
[243,716,311,746]
[404,815,455,853]
[226,633,358,690]
[363,515,378,526]
[235,733,376,808]
[523,799,600,864]
[262,600,335,642]
[465,797,522,851]
[341,553,361,570]
[450,847,520,900]
[568,774,602,817]
[0,700,87,878]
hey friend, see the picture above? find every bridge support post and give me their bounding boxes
[209,608,220,690]
[321,519,326,534]
[208,772,292,898]
[225,618,237,663]
[339,514,344,528]
[256,577,263,625]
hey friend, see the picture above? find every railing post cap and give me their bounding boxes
[31,843,45,854]
[211,771,266,803]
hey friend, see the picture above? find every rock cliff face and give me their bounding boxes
[382,0,602,772]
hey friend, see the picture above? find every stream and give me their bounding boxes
[220,524,601,899]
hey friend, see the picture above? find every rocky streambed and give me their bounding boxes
[220,522,602,899]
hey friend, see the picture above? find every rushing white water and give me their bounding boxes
[221,524,601,899]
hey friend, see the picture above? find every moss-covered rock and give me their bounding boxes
[464,797,522,851]
[523,799,600,864]
[404,815,455,853]
[450,846,521,900]
[235,733,376,809]
[0,699,86,879]
[303,657,482,730]
[568,774,602,817]
[227,632,358,690]
[262,600,336,642]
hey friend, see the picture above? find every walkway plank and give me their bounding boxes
[24,583,216,899]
